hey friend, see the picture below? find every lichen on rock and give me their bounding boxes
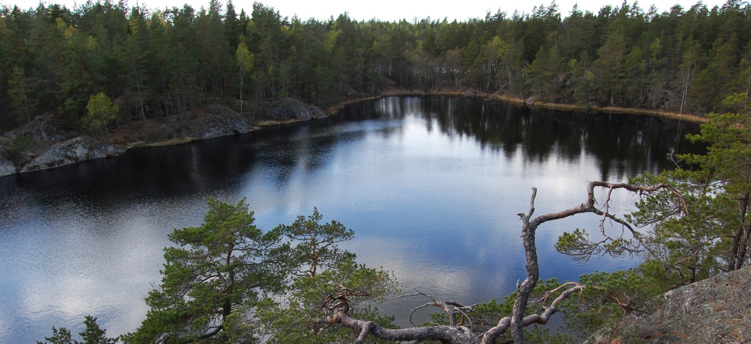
[589,265,751,344]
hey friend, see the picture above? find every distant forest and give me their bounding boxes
[2,0,751,132]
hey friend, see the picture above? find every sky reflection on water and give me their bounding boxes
[0,96,699,342]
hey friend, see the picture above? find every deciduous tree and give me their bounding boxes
[84,92,118,143]
[235,39,254,117]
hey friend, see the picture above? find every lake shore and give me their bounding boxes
[330,89,709,124]
[0,91,707,178]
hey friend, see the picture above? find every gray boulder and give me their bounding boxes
[4,116,77,143]
[0,152,16,177]
[272,98,328,121]
[588,265,751,343]
[20,136,123,173]
[198,105,250,139]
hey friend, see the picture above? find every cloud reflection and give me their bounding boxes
[0,95,700,341]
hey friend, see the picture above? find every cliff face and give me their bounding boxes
[0,117,123,177]
[589,265,751,344]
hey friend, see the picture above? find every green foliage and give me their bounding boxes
[8,133,34,165]
[38,327,73,344]
[84,92,118,142]
[258,208,397,343]
[124,197,285,343]
[5,0,751,135]
[628,172,736,285]
[7,65,37,125]
[121,200,395,343]
[77,316,118,344]
[624,94,751,283]
[258,259,397,343]
[561,268,665,340]
[423,278,575,343]
[552,94,751,340]
[38,316,118,344]
[275,207,355,277]
[556,92,751,291]
[235,41,255,74]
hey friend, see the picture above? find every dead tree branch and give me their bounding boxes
[324,181,681,344]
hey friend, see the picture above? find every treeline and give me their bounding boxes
[2,0,751,133]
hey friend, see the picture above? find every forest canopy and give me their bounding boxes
[3,0,751,133]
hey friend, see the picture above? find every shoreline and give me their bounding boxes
[119,118,307,150]
[333,89,708,124]
[128,91,708,152]
[0,91,708,178]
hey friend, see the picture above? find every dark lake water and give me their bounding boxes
[0,96,699,342]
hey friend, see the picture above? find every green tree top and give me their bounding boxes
[124,197,286,343]
[276,207,355,277]
[84,92,118,143]
[37,315,118,344]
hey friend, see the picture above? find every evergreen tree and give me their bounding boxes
[7,65,36,124]
[38,316,118,344]
[123,198,286,343]
[257,209,397,343]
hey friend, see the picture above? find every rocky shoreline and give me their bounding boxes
[0,98,328,178]
[0,91,707,178]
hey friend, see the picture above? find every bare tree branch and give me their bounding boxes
[323,181,682,344]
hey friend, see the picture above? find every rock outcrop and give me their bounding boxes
[5,116,77,143]
[0,153,15,176]
[271,98,329,121]
[197,105,250,139]
[20,136,123,173]
[589,265,751,344]
[0,99,327,177]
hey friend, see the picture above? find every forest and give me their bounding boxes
[8,0,751,343]
[3,0,751,135]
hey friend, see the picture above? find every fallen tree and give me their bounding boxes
[322,181,685,344]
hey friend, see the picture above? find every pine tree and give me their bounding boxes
[124,198,286,343]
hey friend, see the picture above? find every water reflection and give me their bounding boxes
[0,96,700,342]
[346,96,695,181]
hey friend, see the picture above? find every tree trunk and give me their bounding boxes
[131,61,149,142]
[239,69,245,117]
[511,188,540,344]
[330,182,680,344]
[733,193,750,270]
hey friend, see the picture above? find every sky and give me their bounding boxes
[0,0,732,22]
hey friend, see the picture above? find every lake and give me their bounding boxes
[0,96,698,342]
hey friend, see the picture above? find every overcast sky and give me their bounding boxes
[1,0,731,21]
